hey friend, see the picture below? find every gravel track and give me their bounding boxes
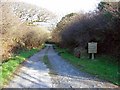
[47,45,118,88]
[6,47,52,88]
[5,45,118,88]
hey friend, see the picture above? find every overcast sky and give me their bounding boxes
[20,0,101,17]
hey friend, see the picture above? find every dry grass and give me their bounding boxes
[0,2,49,62]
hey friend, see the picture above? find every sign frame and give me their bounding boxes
[88,42,97,59]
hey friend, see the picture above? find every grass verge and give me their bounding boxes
[42,47,57,75]
[55,46,119,86]
[0,46,44,88]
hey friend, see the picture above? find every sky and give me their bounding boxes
[19,0,101,18]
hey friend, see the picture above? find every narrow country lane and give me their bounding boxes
[6,47,52,88]
[47,45,118,88]
[5,44,118,88]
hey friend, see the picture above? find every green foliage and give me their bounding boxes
[53,9,120,60]
[55,46,119,85]
[98,2,107,11]
[103,11,113,20]
[52,2,120,61]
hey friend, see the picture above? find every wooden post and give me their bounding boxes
[91,53,94,60]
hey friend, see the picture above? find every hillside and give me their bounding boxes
[0,1,54,61]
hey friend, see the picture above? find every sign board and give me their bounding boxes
[88,42,97,53]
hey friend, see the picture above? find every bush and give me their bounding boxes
[0,3,49,62]
[53,11,120,62]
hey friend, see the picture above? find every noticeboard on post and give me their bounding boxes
[88,42,97,53]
